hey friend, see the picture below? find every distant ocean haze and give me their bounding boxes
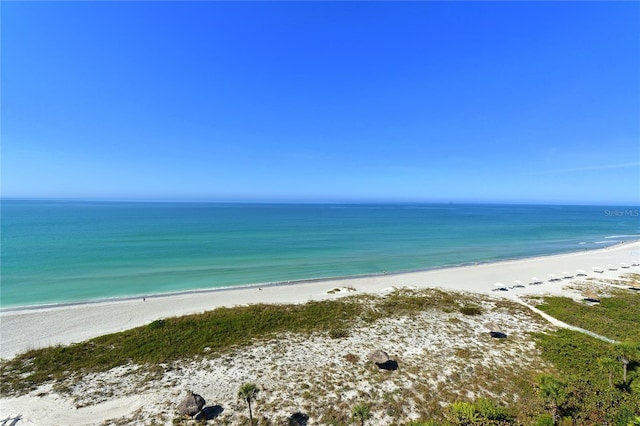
[1,201,639,307]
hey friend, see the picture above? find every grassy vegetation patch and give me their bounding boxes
[536,290,640,341]
[534,329,640,425]
[459,304,483,316]
[535,329,613,378]
[374,288,461,315]
[532,284,640,424]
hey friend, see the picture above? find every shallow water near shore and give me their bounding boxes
[2,200,639,307]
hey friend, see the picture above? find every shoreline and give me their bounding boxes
[0,239,634,313]
[1,240,639,359]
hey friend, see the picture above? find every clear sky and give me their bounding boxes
[2,1,639,205]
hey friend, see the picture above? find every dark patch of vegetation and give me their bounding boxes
[148,319,166,330]
[328,327,349,339]
[343,353,359,364]
[459,304,483,316]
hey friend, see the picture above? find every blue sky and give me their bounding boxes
[2,1,639,204]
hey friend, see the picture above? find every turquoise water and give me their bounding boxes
[1,201,639,308]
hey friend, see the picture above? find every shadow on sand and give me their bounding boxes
[288,411,309,425]
[1,416,22,426]
[196,405,224,421]
[376,360,399,371]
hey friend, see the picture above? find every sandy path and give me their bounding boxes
[512,299,618,343]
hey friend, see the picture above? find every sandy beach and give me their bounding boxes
[1,242,639,425]
[2,241,638,360]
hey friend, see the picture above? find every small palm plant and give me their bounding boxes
[351,403,372,426]
[446,401,480,425]
[597,356,619,388]
[616,342,639,384]
[238,382,259,425]
[537,375,566,423]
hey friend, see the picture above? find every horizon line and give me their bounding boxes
[2,197,639,208]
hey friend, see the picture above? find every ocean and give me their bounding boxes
[1,200,639,308]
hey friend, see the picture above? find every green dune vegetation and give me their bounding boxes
[528,284,640,426]
[1,278,639,425]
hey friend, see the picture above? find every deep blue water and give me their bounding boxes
[1,200,639,307]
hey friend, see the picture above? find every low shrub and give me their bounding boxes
[459,304,483,316]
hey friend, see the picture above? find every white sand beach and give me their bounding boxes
[1,241,639,360]
[1,242,639,425]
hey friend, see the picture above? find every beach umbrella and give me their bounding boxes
[530,277,540,284]
[548,274,557,281]
[576,269,586,276]
[513,280,523,287]
[178,390,206,418]
[620,262,629,268]
[484,321,506,338]
[484,322,499,332]
[607,264,617,270]
[592,267,603,273]
[582,288,599,301]
[367,349,389,364]
[494,282,506,288]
